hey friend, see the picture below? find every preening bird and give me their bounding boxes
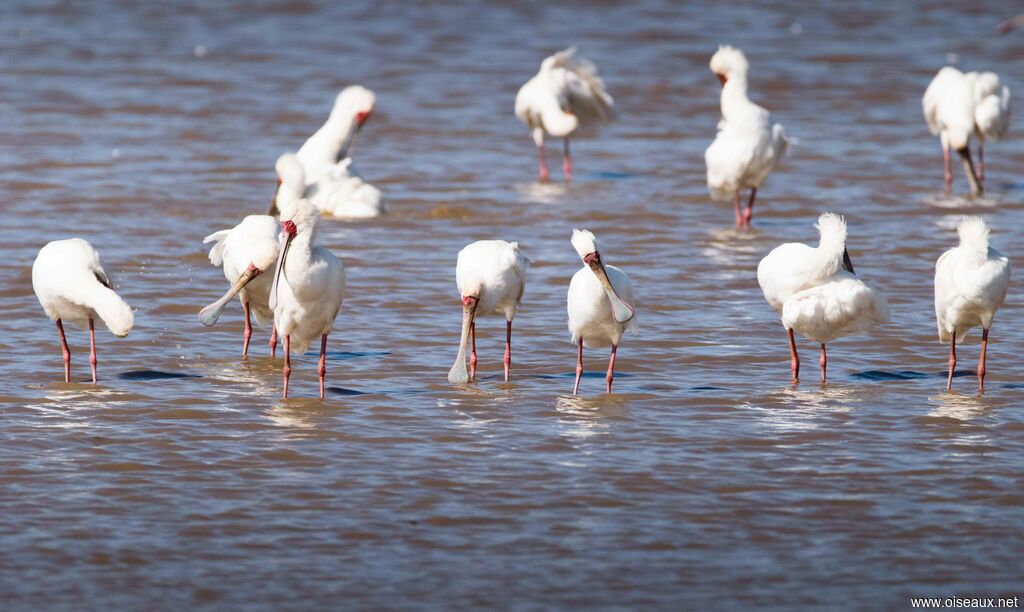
[923,66,1011,195]
[270,85,384,219]
[199,153,309,357]
[705,45,789,228]
[269,197,347,399]
[934,217,1010,392]
[198,214,281,357]
[32,238,134,384]
[757,214,889,383]
[515,47,613,181]
[447,240,528,384]
[567,229,637,394]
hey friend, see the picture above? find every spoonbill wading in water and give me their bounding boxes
[757,214,889,384]
[934,217,1010,392]
[269,197,346,399]
[198,154,306,357]
[705,45,789,228]
[515,47,613,181]
[448,240,528,384]
[270,85,383,219]
[923,67,1011,196]
[567,230,637,394]
[32,239,134,383]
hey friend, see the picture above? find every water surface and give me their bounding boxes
[2,0,1023,608]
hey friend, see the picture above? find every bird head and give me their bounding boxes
[709,45,749,86]
[331,85,376,160]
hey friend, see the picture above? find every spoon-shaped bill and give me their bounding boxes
[267,178,282,216]
[958,147,983,196]
[447,298,478,384]
[268,230,293,311]
[590,261,635,324]
[336,118,363,163]
[842,248,855,275]
[198,264,262,326]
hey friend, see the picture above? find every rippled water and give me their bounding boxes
[2,0,1023,608]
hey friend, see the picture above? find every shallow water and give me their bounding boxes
[2,0,1024,608]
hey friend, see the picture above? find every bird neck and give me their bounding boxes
[302,112,356,173]
[720,74,751,118]
[812,240,846,281]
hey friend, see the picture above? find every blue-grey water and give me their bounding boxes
[1,0,1023,609]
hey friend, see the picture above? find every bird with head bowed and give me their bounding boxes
[515,47,613,181]
[447,240,528,385]
[934,217,1010,392]
[923,67,1011,196]
[757,213,889,384]
[270,85,384,219]
[32,238,134,384]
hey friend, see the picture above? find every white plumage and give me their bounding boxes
[305,157,384,219]
[922,66,1010,195]
[198,214,280,356]
[515,47,613,180]
[32,238,133,383]
[279,85,384,219]
[757,213,889,383]
[269,197,347,398]
[567,229,637,394]
[448,240,528,384]
[934,216,1010,391]
[705,45,789,228]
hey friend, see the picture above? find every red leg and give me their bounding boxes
[89,318,97,385]
[269,326,278,358]
[946,332,956,391]
[563,138,572,181]
[56,319,70,383]
[318,334,327,399]
[282,334,291,399]
[605,343,618,393]
[943,146,952,193]
[242,301,252,358]
[744,188,757,227]
[819,343,826,384]
[977,144,985,183]
[978,328,988,392]
[468,322,477,382]
[537,143,549,181]
[503,320,512,382]
[573,337,584,395]
[733,192,743,228]
[787,328,800,384]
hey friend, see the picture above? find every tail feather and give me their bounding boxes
[203,230,231,266]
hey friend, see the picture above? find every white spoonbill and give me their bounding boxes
[269,197,346,399]
[199,153,307,356]
[269,85,383,218]
[567,229,637,394]
[705,45,789,228]
[515,47,613,181]
[32,238,133,384]
[757,214,890,384]
[935,217,1010,392]
[923,67,1011,195]
[447,240,528,384]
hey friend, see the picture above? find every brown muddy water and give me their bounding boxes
[2,0,1023,609]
